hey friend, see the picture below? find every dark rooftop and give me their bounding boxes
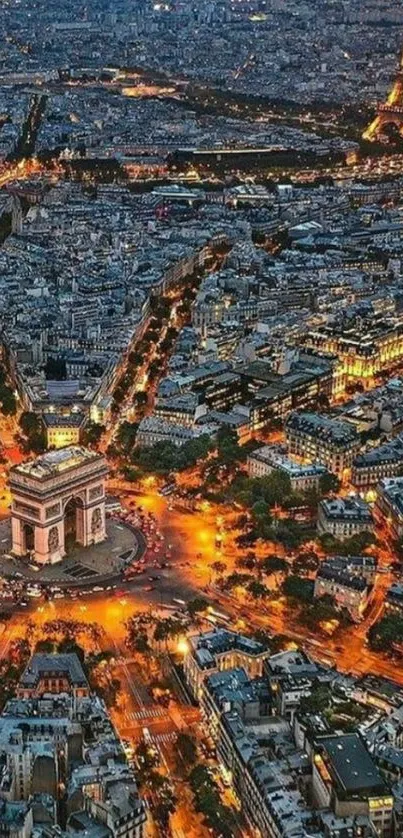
[316,734,386,796]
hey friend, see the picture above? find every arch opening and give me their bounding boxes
[23,523,35,553]
[64,496,84,549]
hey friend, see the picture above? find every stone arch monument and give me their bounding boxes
[9,446,108,564]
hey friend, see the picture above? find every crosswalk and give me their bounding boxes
[129,730,178,746]
[125,707,166,721]
[144,732,177,745]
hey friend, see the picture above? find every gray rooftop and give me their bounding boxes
[316,733,386,795]
[20,653,89,689]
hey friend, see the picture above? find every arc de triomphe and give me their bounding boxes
[9,446,108,564]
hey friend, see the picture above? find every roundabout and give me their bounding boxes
[0,517,146,588]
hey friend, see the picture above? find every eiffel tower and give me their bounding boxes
[363,53,403,141]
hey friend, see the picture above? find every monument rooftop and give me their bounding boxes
[11,446,99,481]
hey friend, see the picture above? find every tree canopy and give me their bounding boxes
[282,575,314,603]
[0,367,16,416]
[132,434,213,475]
[368,614,403,651]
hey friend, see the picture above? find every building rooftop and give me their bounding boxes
[0,800,31,826]
[286,412,359,446]
[19,653,89,689]
[319,496,373,523]
[377,477,403,517]
[316,565,368,592]
[316,733,386,796]
[42,413,85,428]
[248,445,327,478]
[189,629,267,671]
[354,434,403,468]
[387,583,403,604]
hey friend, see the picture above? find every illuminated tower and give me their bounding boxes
[363,53,403,141]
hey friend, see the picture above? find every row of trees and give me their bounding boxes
[0,366,16,416]
[230,466,339,512]
[125,611,190,662]
[18,411,46,453]
[189,764,239,837]
[111,287,192,416]
[134,740,177,828]
[113,403,246,478]
[282,575,350,631]
[318,530,376,556]
[131,434,212,476]
[213,551,348,632]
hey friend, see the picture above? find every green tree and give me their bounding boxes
[135,741,160,784]
[187,598,208,620]
[131,632,151,656]
[235,552,257,571]
[44,357,67,380]
[216,426,242,465]
[176,732,197,766]
[300,683,331,714]
[210,560,227,579]
[247,579,269,600]
[292,551,320,576]
[319,472,341,496]
[282,575,314,603]
[154,617,186,647]
[299,595,339,631]
[132,391,148,407]
[35,639,56,653]
[128,351,145,368]
[221,572,252,591]
[272,519,310,550]
[132,435,212,475]
[252,499,268,518]
[260,555,289,578]
[154,785,177,829]
[368,614,403,651]
[0,387,16,416]
[19,411,41,436]
[116,421,138,454]
[189,764,238,838]
[252,630,287,653]
[82,421,105,447]
[18,411,46,452]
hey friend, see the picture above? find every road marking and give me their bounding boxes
[130,731,177,744]
[126,707,165,720]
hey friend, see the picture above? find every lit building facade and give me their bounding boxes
[317,496,373,541]
[352,434,403,490]
[285,412,360,476]
[43,413,85,449]
[305,320,403,383]
[247,445,328,491]
[183,629,269,701]
[314,565,370,622]
[375,477,403,540]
